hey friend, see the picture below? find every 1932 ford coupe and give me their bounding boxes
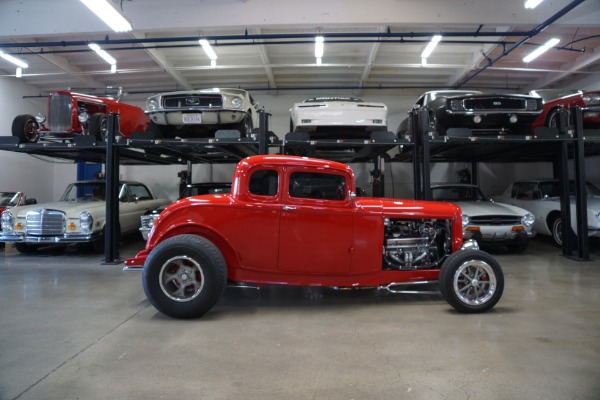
[125,155,504,319]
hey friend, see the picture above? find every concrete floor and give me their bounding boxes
[1,237,599,400]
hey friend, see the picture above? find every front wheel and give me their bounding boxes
[88,113,109,141]
[550,214,564,247]
[142,234,227,319]
[12,114,40,143]
[234,113,253,137]
[439,249,504,313]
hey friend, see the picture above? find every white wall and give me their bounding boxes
[1,80,599,203]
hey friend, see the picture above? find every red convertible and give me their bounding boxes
[11,90,148,143]
[530,89,600,131]
[125,155,504,319]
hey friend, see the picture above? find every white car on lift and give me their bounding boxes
[289,96,388,139]
[145,88,260,139]
[493,180,600,246]
[431,183,536,252]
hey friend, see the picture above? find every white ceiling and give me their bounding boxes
[1,0,599,99]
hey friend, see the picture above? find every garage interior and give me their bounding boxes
[1,0,600,399]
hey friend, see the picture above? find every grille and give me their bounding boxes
[470,215,522,226]
[25,209,66,236]
[48,93,72,131]
[462,98,526,111]
[163,94,223,109]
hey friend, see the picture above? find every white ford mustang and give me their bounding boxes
[289,96,387,138]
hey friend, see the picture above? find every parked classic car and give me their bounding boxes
[0,191,36,213]
[493,180,600,246]
[289,96,388,138]
[0,181,169,253]
[145,88,259,138]
[11,90,149,144]
[125,155,505,319]
[140,182,232,240]
[431,184,535,252]
[529,89,600,131]
[397,90,543,138]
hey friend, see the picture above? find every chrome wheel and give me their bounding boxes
[453,259,497,306]
[159,255,205,302]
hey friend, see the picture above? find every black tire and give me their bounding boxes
[507,242,529,253]
[546,108,561,128]
[439,249,504,313]
[549,214,563,247]
[142,234,227,319]
[12,114,40,143]
[234,113,253,137]
[88,113,109,141]
[15,243,39,254]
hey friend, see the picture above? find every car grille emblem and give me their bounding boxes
[186,97,200,105]
[493,101,502,106]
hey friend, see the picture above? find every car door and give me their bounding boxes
[278,169,353,274]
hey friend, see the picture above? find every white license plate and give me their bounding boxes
[182,113,202,124]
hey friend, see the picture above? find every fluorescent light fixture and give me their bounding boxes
[0,51,28,69]
[110,64,117,73]
[315,36,324,58]
[16,67,23,78]
[524,0,543,9]
[199,39,217,60]
[80,0,132,32]
[210,59,217,68]
[421,35,442,59]
[522,38,560,63]
[421,57,428,66]
[88,43,117,65]
[316,57,322,65]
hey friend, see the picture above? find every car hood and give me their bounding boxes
[7,201,106,218]
[454,201,529,217]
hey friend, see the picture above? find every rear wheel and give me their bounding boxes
[142,234,227,319]
[550,214,564,247]
[12,114,40,143]
[88,113,109,141]
[440,249,504,313]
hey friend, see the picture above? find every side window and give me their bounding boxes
[249,169,278,196]
[289,172,346,200]
[128,184,153,200]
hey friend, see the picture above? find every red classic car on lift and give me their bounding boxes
[530,89,600,131]
[11,90,149,144]
[125,155,505,319]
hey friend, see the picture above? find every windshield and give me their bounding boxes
[0,192,19,207]
[60,182,110,202]
[531,89,580,102]
[431,186,486,202]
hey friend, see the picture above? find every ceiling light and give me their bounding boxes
[16,67,23,78]
[80,0,132,32]
[315,36,324,59]
[316,57,322,65]
[88,43,117,66]
[522,38,560,63]
[524,0,544,9]
[199,39,217,60]
[0,51,28,69]
[421,35,442,59]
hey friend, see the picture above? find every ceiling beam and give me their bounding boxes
[251,27,277,91]
[357,26,386,95]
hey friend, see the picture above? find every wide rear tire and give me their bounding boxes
[142,234,227,319]
[439,249,504,313]
[12,114,40,143]
[88,113,109,141]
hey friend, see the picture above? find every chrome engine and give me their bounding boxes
[383,218,452,270]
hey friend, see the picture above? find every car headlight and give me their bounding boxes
[79,211,93,233]
[78,112,89,123]
[522,213,535,227]
[36,113,46,124]
[147,98,159,111]
[449,99,463,110]
[462,214,470,228]
[141,214,159,230]
[231,97,242,109]
[1,211,14,233]
[525,99,540,111]
[582,94,600,105]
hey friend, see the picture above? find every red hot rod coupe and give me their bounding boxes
[11,90,148,143]
[125,155,504,319]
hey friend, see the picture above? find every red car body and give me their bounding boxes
[0,192,31,213]
[11,90,148,143]
[530,89,600,132]
[126,155,504,318]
